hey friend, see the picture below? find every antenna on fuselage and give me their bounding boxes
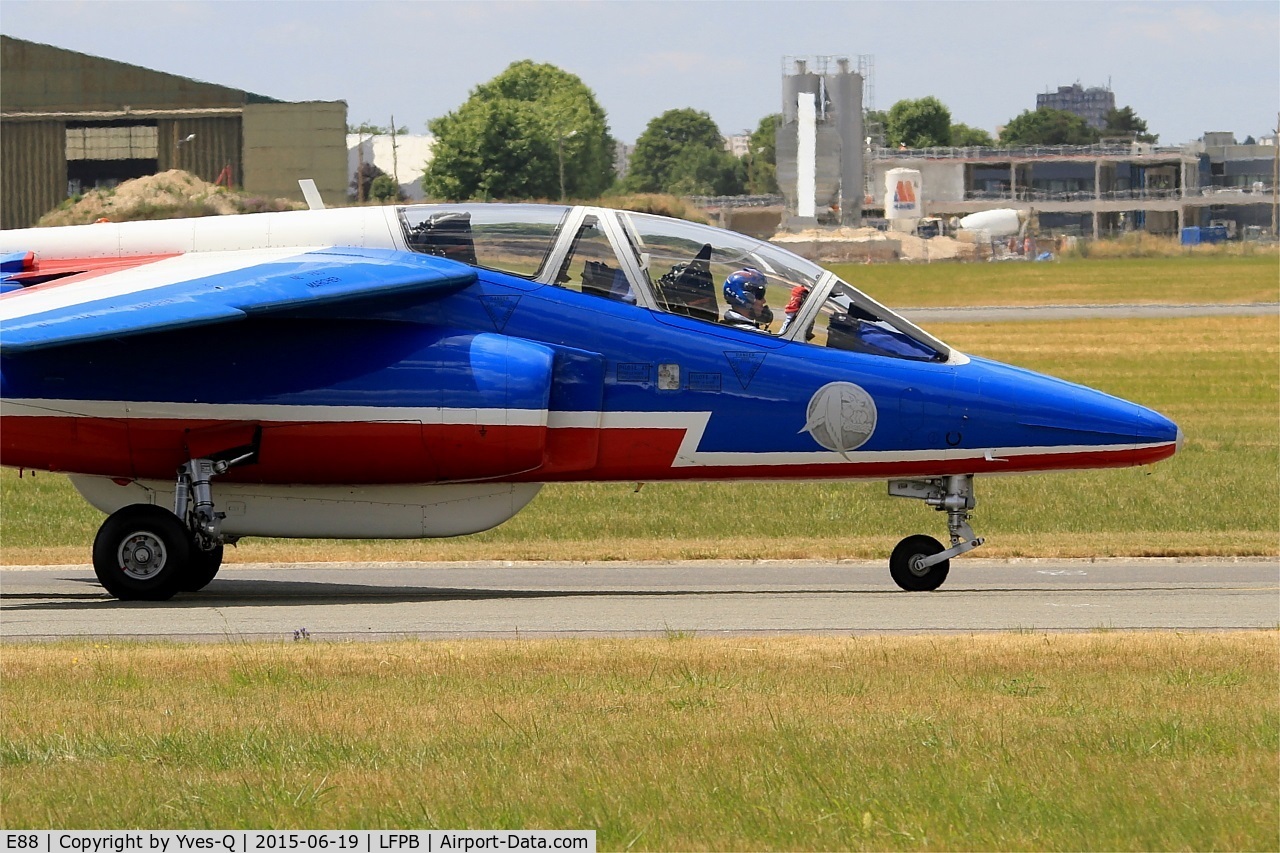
[298,179,325,211]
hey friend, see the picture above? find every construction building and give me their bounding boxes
[0,36,348,228]
[867,138,1276,238]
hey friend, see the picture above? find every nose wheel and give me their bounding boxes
[888,475,985,591]
[889,534,949,592]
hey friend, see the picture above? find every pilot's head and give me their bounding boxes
[723,268,768,313]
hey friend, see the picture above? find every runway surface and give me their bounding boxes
[2,558,1275,640]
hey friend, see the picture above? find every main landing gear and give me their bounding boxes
[92,454,249,601]
[887,475,984,592]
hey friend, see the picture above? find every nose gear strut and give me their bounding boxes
[887,475,985,591]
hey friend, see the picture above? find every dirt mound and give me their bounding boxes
[772,225,975,262]
[893,232,974,261]
[39,170,302,226]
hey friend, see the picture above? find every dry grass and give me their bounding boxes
[2,633,1276,848]
[830,255,1279,308]
[1064,232,1278,259]
[595,194,710,223]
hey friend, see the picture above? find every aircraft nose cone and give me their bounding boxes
[1133,406,1180,444]
[964,356,1182,470]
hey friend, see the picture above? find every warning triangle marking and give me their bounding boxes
[480,295,520,332]
[724,351,767,389]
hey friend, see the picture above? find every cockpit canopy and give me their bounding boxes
[399,204,568,279]
[397,203,951,363]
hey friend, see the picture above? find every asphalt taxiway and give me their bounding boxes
[1,558,1275,640]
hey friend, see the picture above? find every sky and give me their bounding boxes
[3,1,1278,146]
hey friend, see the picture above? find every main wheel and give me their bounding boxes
[180,542,224,592]
[890,534,950,592]
[92,505,191,601]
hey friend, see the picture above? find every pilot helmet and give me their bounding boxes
[723,268,767,309]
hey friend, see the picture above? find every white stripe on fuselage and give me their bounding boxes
[0,397,549,428]
[0,248,323,320]
[0,397,1172,469]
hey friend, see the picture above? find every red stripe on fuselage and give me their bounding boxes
[0,416,552,483]
[0,415,1178,484]
[0,253,180,296]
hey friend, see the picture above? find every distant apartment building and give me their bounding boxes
[1036,83,1116,130]
[724,133,752,159]
[613,140,632,180]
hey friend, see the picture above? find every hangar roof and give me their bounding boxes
[0,35,278,115]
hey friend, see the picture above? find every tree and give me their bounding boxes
[369,174,402,203]
[745,113,780,194]
[950,122,994,147]
[350,162,386,201]
[1102,106,1158,143]
[1000,108,1100,146]
[423,60,615,200]
[348,121,408,136]
[625,108,742,195]
[886,97,952,148]
[350,122,409,201]
[664,146,745,196]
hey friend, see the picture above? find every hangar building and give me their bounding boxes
[0,36,348,228]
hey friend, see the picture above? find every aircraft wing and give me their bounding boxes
[0,247,476,353]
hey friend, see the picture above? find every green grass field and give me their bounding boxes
[3,315,1274,564]
[828,255,1279,308]
[2,634,1276,849]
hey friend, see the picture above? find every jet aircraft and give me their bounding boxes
[0,203,1181,599]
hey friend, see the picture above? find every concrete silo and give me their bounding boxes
[776,56,864,229]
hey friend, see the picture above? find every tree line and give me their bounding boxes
[406,60,1158,202]
[872,97,1157,148]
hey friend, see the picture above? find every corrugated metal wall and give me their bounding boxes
[158,117,242,186]
[243,103,348,205]
[1,121,67,229]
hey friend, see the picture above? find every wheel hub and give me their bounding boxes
[908,554,931,576]
[118,532,167,581]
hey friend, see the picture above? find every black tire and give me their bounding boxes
[890,534,950,592]
[180,542,224,592]
[92,505,191,601]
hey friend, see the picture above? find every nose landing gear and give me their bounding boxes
[887,475,984,591]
